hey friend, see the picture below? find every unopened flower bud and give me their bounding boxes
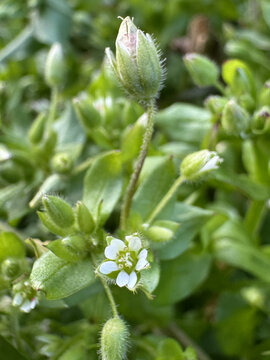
[45,43,65,88]
[51,153,73,174]
[180,149,223,181]
[145,220,180,243]
[251,106,270,134]
[1,258,22,280]
[204,96,227,116]
[62,235,89,254]
[73,96,101,130]
[221,99,250,135]
[184,53,219,87]
[28,112,46,145]
[42,195,74,229]
[106,16,164,102]
[100,317,129,360]
[76,201,95,235]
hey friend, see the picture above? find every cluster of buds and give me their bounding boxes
[99,233,149,291]
[106,16,165,103]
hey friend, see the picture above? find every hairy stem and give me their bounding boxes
[120,100,155,230]
[146,175,185,225]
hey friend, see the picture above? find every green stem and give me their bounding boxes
[215,81,226,96]
[169,323,212,360]
[120,100,155,230]
[47,86,59,131]
[146,175,185,225]
[244,200,266,238]
[91,254,118,318]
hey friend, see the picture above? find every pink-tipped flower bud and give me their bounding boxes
[106,17,165,102]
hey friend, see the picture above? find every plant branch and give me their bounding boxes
[120,99,155,230]
[146,175,185,225]
[169,323,212,360]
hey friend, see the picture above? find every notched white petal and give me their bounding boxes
[100,261,118,275]
[126,235,141,252]
[116,270,129,287]
[139,248,148,260]
[127,271,137,290]
[136,258,149,271]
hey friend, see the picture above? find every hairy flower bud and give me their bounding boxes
[76,201,95,235]
[51,153,73,174]
[42,195,75,229]
[28,112,46,145]
[106,16,164,102]
[100,317,129,360]
[73,96,101,130]
[221,99,250,135]
[184,53,219,87]
[181,149,223,181]
[45,43,65,88]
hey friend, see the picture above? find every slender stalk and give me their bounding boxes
[91,254,119,317]
[99,276,119,318]
[244,200,266,239]
[214,81,226,96]
[169,323,212,360]
[47,86,59,131]
[146,175,185,225]
[120,100,155,230]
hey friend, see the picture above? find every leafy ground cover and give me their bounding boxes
[0,1,270,359]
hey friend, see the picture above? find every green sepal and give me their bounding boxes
[47,239,81,262]
[136,30,161,99]
[38,211,70,237]
[76,201,95,235]
[42,195,75,229]
[116,41,143,98]
[28,112,46,144]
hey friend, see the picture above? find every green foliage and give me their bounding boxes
[0,0,270,359]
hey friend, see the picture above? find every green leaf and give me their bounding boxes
[155,338,184,360]
[0,232,25,263]
[121,115,145,163]
[30,251,95,300]
[213,238,270,282]
[140,262,160,294]
[155,103,211,144]
[32,0,71,45]
[83,151,122,224]
[47,239,81,262]
[211,169,270,200]
[157,203,213,260]
[155,250,212,305]
[0,335,27,360]
[132,156,175,222]
[215,292,257,356]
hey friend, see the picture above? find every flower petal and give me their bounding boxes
[126,235,141,252]
[139,248,148,260]
[13,293,23,306]
[20,300,32,313]
[127,271,137,290]
[105,239,125,259]
[100,261,118,275]
[116,270,129,287]
[136,258,149,271]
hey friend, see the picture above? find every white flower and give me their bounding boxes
[99,234,149,290]
[12,281,38,313]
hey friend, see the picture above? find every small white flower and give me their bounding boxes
[99,233,150,290]
[12,281,38,313]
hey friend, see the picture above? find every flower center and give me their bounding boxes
[116,248,137,272]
